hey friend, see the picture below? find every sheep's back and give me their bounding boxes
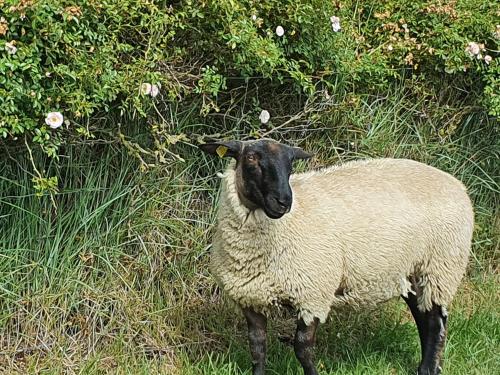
[289,158,473,309]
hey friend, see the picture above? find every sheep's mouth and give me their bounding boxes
[263,205,290,219]
[261,192,292,219]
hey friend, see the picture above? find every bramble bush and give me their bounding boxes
[0,0,498,158]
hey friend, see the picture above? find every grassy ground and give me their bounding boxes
[0,85,498,374]
[65,274,499,375]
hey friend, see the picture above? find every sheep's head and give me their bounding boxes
[199,139,312,219]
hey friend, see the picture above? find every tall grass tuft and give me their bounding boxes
[0,81,498,373]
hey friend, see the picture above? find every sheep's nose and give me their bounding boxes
[276,198,288,209]
[275,196,291,212]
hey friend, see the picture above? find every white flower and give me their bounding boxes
[465,42,480,56]
[259,110,270,124]
[151,84,160,97]
[252,14,257,21]
[141,83,152,95]
[275,26,285,37]
[330,16,341,32]
[5,41,17,55]
[484,55,492,64]
[45,112,64,129]
[387,44,394,51]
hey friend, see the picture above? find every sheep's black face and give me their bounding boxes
[199,139,312,219]
[238,141,296,219]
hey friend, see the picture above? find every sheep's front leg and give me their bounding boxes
[243,307,267,375]
[294,317,319,375]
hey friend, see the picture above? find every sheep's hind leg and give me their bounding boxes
[243,307,267,375]
[294,317,319,375]
[417,304,447,375]
[402,293,427,359]
[403,295,447,375]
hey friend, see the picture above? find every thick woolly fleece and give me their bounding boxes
[210,159,473,325]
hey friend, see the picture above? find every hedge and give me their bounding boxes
[0,0,498,157]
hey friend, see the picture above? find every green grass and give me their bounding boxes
[0,83,498,374]
[178,274,499,375]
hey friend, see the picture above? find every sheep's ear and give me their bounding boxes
[198,140,243,159]
[291,146,313,160]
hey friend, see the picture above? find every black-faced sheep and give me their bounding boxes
[199,139,473,375]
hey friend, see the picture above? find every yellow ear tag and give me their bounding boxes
[216,145,228,158]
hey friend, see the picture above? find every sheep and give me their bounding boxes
[199,139,473,375]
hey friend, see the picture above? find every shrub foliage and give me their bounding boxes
[0,0,498,157]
